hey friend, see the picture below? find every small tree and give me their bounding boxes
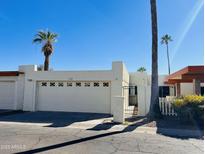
[137,67,146,72]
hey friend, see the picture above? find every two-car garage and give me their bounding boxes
[36,81,111,114]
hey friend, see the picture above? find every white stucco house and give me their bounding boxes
[0,61,203,123]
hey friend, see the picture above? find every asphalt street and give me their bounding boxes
[0,122,203,154]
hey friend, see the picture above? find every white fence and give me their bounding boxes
[159,97,177,116]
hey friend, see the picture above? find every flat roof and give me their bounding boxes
[0,71,24,76]
[165,66,204,84]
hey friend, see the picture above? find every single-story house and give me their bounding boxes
[0,61,203,122]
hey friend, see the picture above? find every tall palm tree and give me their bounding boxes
[149,0,161,119]
[161,34,172,74]
[33,30,58,71]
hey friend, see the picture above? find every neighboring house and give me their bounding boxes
[164,66,204,96]
[0,62,203,119]
[129,65,204,116]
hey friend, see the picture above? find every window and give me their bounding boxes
[76,82,81,87]
[201,87,204,96]
[50,82,55,87]
[67,82,72,87]
[41,82,47,87]
[135,86,137,95]
[94,82,100,87]
[128,86,138,106]
[159,86,170,97]
[84,82,90,87]
[103,82,109,87]
[58,82,64,87]
[129,86,137,96]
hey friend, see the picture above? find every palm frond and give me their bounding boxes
[33,29,58,44]
[168,36,173,41]
[47,31,51,40]
[161,40,165,44]
[161,34,172,44]
[51,33,58,39]
[48,32,58,42]
[33,38,42,44]
[37,31,47,40]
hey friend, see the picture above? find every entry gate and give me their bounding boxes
[123,86,138,117]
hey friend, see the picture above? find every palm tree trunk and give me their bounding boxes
[166,44,171,74]
[44,55,49,71]
[148,0,161,120]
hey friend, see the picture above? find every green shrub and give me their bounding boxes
[172,95,204,124]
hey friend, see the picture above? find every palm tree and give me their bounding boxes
[161,34,172,74]
[137,67,146,72]
[149,0,161,119]
[33,30,58,71]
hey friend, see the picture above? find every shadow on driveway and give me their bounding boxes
[0,110,23,117]
[0,111,111,127]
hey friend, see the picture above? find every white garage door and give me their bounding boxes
[36,81,111,114]
[0,81,15,110]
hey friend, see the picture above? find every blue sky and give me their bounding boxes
[0,0,203,74]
